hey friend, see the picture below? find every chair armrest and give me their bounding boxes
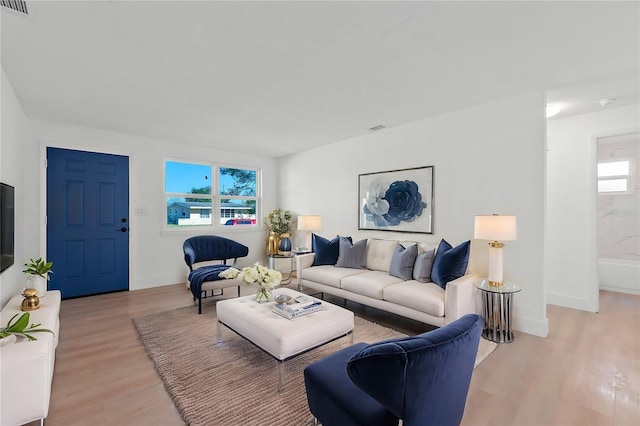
[444,273,481,324]
[295,253,316,279]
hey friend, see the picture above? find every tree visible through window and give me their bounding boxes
[165,161,258,228]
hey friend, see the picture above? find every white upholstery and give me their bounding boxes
[216,288,354,360]
[341,271,403,299]
[383,280,446,317]
[296,238,480,328]
[365,238,398,272]
[0,290,61,426]
[301,265,365,288]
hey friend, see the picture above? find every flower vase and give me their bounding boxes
[255,286,272,303]
[278,233,292,255]
[27,275,47,298]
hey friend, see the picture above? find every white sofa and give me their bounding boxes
[296,238,479,328]
[0,290,61,426]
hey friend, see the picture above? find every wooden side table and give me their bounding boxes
[475,279,521,343]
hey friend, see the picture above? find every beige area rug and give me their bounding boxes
[133,304,497,426]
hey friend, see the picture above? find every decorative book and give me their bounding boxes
[272,300,325,319]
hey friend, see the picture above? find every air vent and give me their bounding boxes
[368,124,387,132]
[1,0,28,14]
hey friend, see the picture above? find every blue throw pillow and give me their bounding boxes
[335,237,367,269]
[312,234,351,266]
[389,243,418,280]
[430,239,470,288]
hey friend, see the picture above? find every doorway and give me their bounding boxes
[596,132,640,294]
[46,147,130,298]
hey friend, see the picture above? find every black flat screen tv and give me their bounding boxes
[1,182,15,273]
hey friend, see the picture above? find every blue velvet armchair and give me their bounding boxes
[183,235,249,313]
[304,314,483,426]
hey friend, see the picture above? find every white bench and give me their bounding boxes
[0,290,61,426]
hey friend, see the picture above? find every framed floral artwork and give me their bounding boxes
[358,166,433,234]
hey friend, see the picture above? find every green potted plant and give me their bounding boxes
[23,257,53,297]
[0,312,54,346]
[264,209,293,255]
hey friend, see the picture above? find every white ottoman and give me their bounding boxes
[216,287,354,393]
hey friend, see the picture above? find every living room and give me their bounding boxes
[1,1,638,425]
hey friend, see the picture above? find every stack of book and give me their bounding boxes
[272,296,325,319]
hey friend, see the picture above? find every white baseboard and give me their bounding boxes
[599,285,640,296]
[512,315,549,338]
[546,293,598,312]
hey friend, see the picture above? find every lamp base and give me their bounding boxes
[488,280,504,287]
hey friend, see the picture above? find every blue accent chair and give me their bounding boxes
[304,314,483,426]
[183,235,249,314]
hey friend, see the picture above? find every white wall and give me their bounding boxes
[546,104,640,311]
[1,64,279,306]
[0,67,34,307]
[27,120,279,294]
[279,91,549,337]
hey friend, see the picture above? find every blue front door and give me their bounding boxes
[46,148,129,298]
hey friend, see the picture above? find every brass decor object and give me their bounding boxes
[21,288,41,311]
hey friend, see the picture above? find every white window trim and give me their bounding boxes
[163,159,261,232]
[597,158,633,195]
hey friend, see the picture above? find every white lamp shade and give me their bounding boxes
[297,215,322,231]
[474,215,517,241]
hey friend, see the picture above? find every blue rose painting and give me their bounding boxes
[363,176,428,227]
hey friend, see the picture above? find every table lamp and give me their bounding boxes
[474,214,517,287]
[297,215,322,251]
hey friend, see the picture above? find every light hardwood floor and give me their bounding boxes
[34,284,639,426]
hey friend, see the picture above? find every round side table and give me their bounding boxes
[267,254,294,285]
[475,279,521,343]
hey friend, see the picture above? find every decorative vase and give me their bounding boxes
[21,288,41,311]
[278,233,292,255]
[255,286,272,303]
[266,231,279,256]
[26,275,47,298]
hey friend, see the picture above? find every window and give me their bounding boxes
[598,160,631,194]
[165,161,258,228]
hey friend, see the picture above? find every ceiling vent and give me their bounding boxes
[368,124,387,132]
[1,0,28,14]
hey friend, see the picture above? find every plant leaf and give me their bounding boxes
[24,328,54,335]
[6,313,29,332]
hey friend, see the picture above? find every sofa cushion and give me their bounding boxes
[389,243,418,280]
[413,248,436,283]
[383,280,445,317]
[336,237,367,269]
[431,239,471,288]
[365,239,398,272]
[302,265,367,288]
[312,234,350,266]
[341,271,404,299]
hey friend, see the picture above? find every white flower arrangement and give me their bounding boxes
[264,208,292,236]
[219,263,282,302]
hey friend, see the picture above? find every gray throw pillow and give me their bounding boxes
[413,248,436,283]
[389,243,418,280]
[336,237,367,269]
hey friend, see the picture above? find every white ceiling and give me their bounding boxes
[2,1,638,158]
